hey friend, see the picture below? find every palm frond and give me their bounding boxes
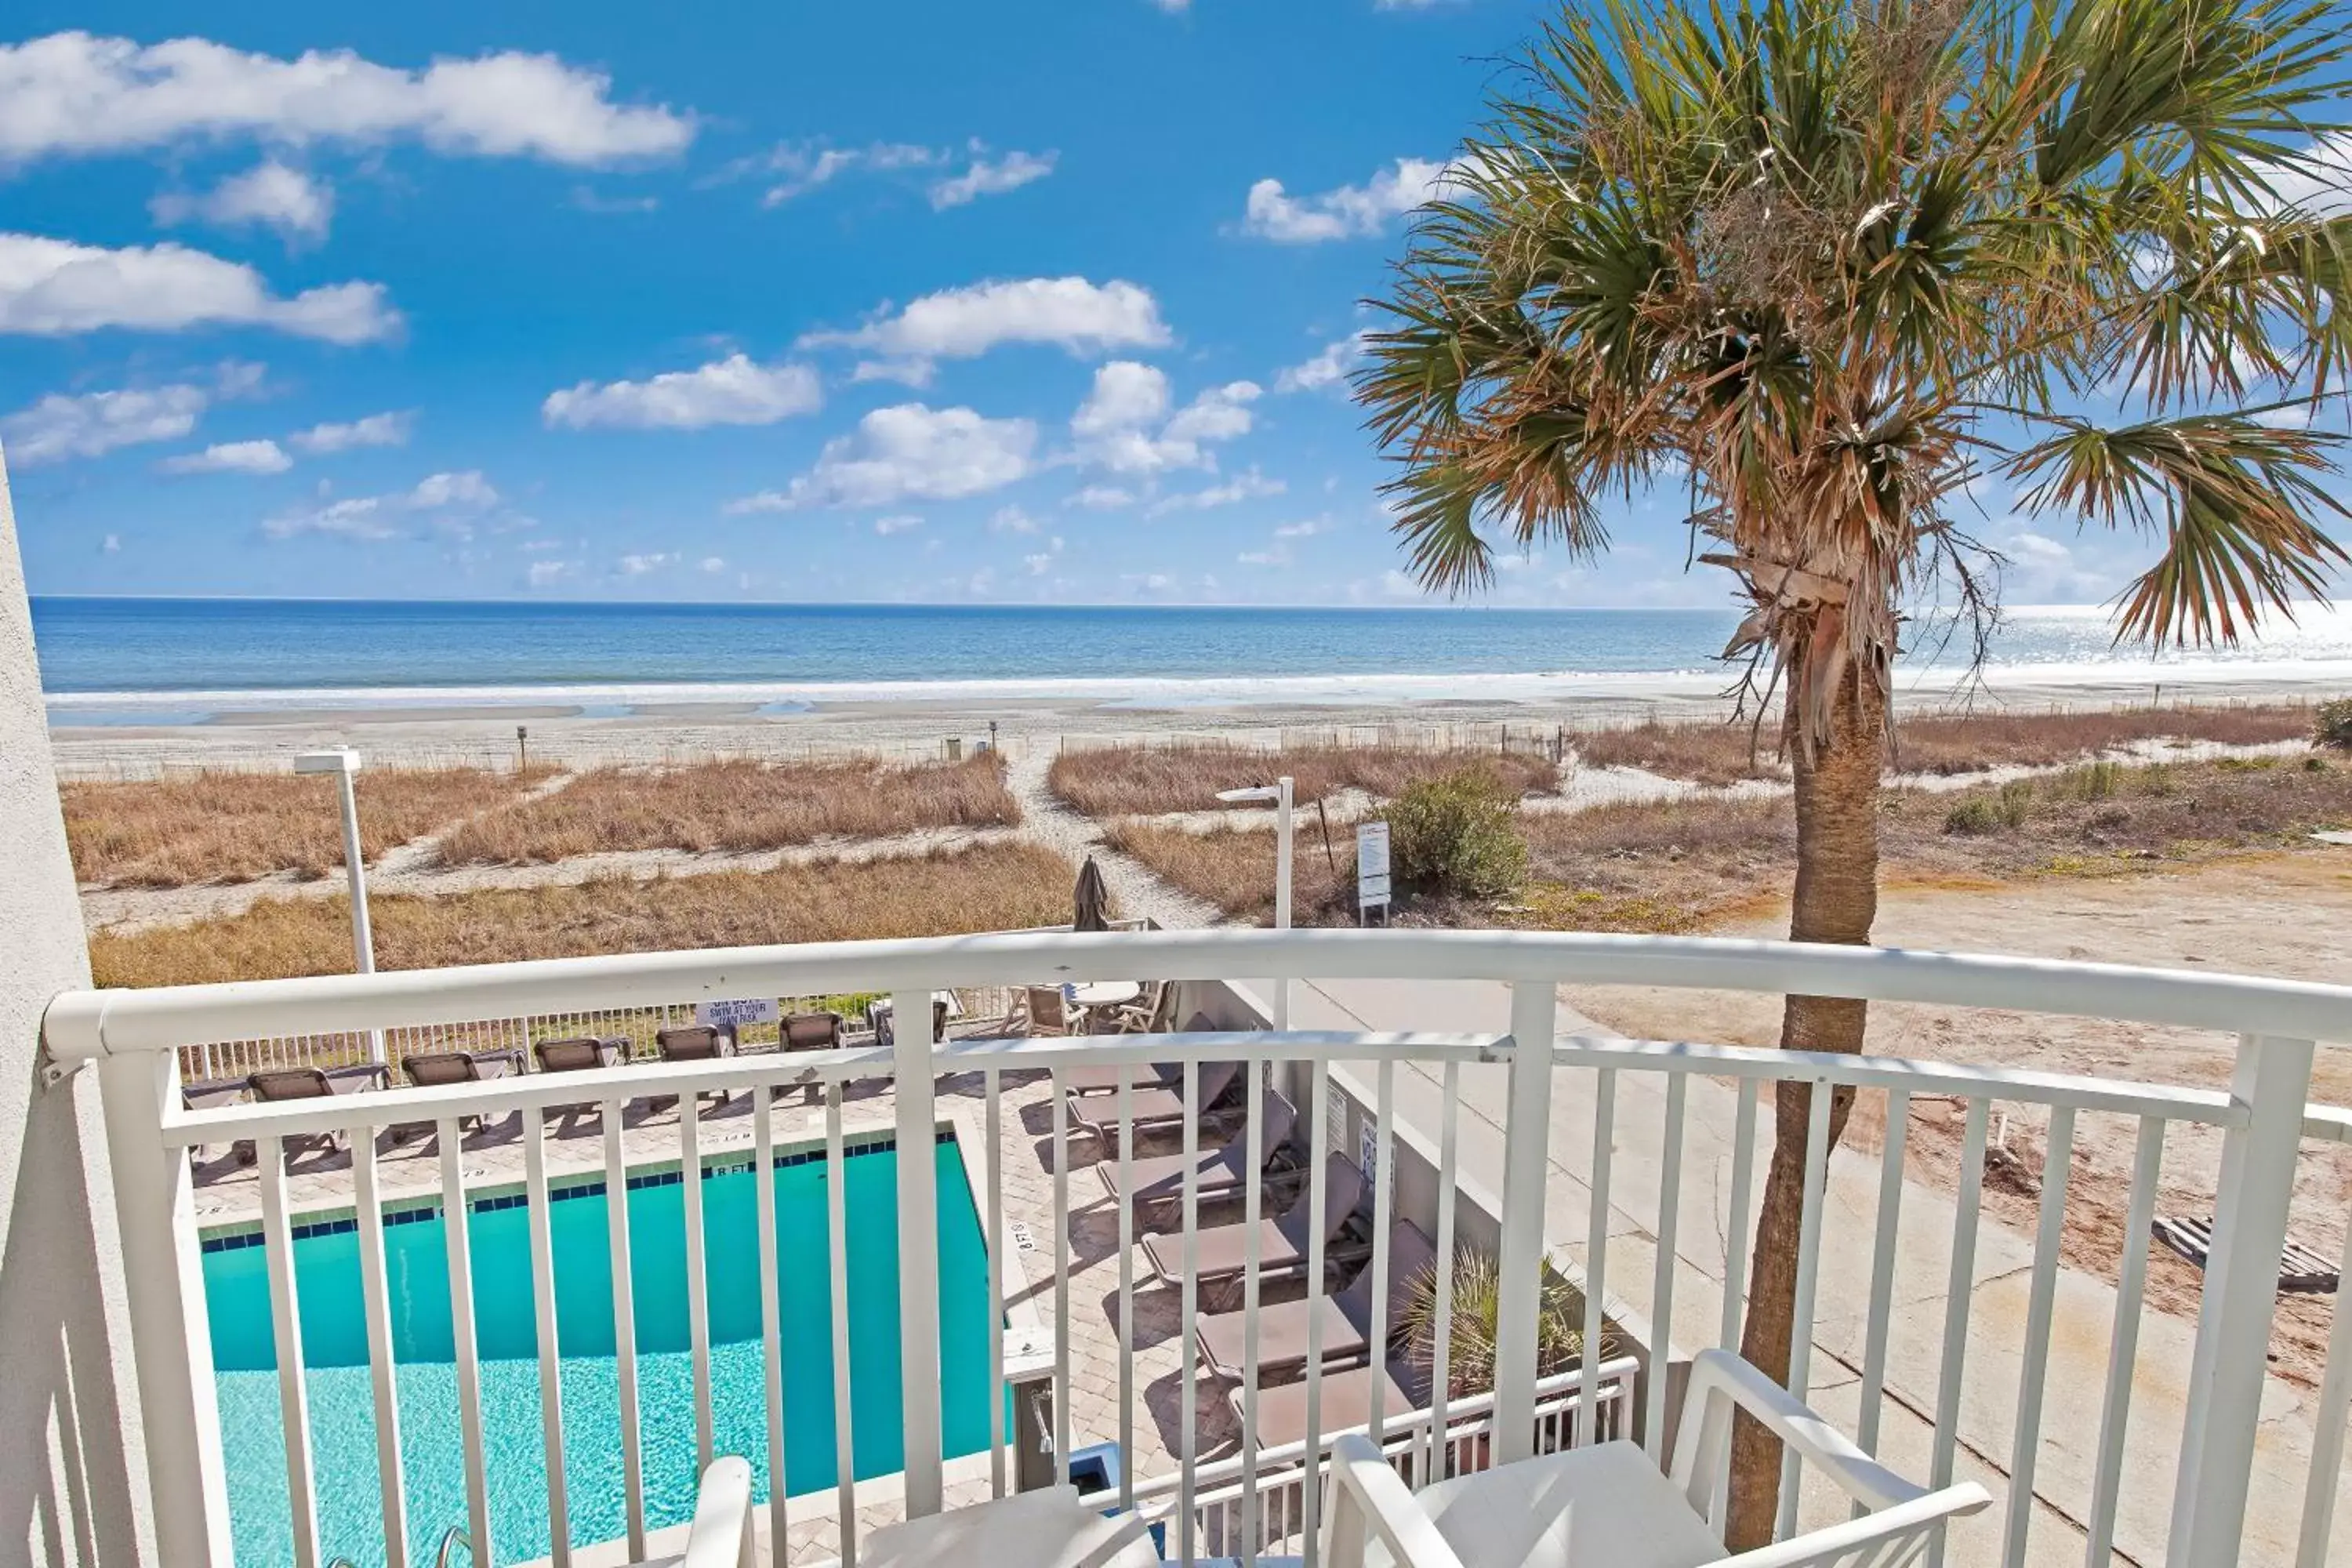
[2007,412,2350,644]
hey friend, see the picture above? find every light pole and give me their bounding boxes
[295,748,381,1064]
[1215,775,1294,1028]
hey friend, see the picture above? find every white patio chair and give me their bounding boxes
[861,1482,1158,1568]
[1323,1348,1990,1568]
[624,1455,753,1568]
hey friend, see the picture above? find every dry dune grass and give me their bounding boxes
[1516,754,2352,932]
[1118,756,2352,935]
[64,765,543,888]
[89,840,1077,988]
[433,752,1018,865]
[1574,702,2313,786]
[1890,702,2310,772]
[1050,743,1557,816]
[1103,818,1358,924]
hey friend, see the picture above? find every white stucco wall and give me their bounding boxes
[0,447,156,1563]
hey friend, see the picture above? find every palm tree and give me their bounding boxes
[1356,0,2349,1544]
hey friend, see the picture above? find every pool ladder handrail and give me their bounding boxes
[325,1526,470,1568]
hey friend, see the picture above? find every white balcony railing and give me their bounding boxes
[39,928,2352,1568]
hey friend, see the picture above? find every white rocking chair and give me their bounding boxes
[1323,1348,1990,1568]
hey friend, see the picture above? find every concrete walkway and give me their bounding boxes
[1287,974,2343,1568]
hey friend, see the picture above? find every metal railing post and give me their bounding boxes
[1492,980,1557,1463]
[2167,1032,2314,1568]
[892,989,944,1519]
[96,1048,234,1566]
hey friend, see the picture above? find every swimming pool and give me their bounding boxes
[202,1132,997,1567]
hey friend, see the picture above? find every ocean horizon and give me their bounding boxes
[34,596,2352,723]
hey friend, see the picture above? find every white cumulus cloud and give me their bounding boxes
[543,354,822,430]
[289,410,412,453]
[1146,466,1287,515]
[1073,362,1261,475]
[151,161,333,242]
[264,496,394,540]
[162,437,289,474]
[1243,158,1451,243]
[726,403,1038,511]
[0,381,209,464]
[264,469,499,541]
[617,551,675,575]
[931,149,1057,209]
[1276,334,1367,392]
[0,232,397,341]
[804,277,1167,382]
[873,514,923,535]
[406,470,496,510]
[0,33,693,165]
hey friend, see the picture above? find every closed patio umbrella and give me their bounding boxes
[1073,855,1112,932]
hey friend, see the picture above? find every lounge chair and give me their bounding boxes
[1065,1051,1245,1149]
[1065,1057,1181,1098]
[1094,1088,1299,1217]
[180,1075,247,1165]
[1316,1349,1991,1568]
[242,1063,387,1166]
[535,1034,628,1073]
[534,1035,629,1129]
[1240,1353,1427,1452]
[1196,1219,1438,1383]
[652,1023,735,1110]
[1140,1152,1367,1298]
[390,1047,524,1142]
[781,1011,844,1051]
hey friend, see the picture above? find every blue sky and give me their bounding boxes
[0,5,2343,612]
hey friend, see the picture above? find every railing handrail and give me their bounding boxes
[42,926,2352,1061]
[154,1027,2285,1151]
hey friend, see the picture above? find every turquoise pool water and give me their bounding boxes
[202,1135,996,1566]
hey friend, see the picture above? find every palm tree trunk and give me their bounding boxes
[1725,659,1885,1549]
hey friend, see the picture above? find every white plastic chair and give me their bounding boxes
[1323,1348,1990,1568]
[623,1455,754,1568]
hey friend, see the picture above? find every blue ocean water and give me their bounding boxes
[201,1140,994,1568]
[32,597,2352,713]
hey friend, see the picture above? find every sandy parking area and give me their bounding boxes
[1566,848,2352,1385]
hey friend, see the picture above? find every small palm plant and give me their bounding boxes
[1359,0,2348,1542]
[1399,1247,1623,1400]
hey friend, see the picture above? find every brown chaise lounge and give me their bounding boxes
[1139,1152,1367,1297]
[1195,1219,1438,1383]
[1065,1051,1244,1149]
[533,1035,629,1128]
[243,1063,388,1166]
[1236,1353,1430,1453]
[652,1023,736,1110]
[1094,1089,1299,1218]
[391,1047,524,1142]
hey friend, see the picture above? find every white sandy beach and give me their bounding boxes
[44,656,2348,778]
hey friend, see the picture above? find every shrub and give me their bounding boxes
[1399,1247,1622,1399]
[1944,797,1998,835]
[2317,698,2352,750]
[1944,778,2034,835]
[1384,771,1527,897]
